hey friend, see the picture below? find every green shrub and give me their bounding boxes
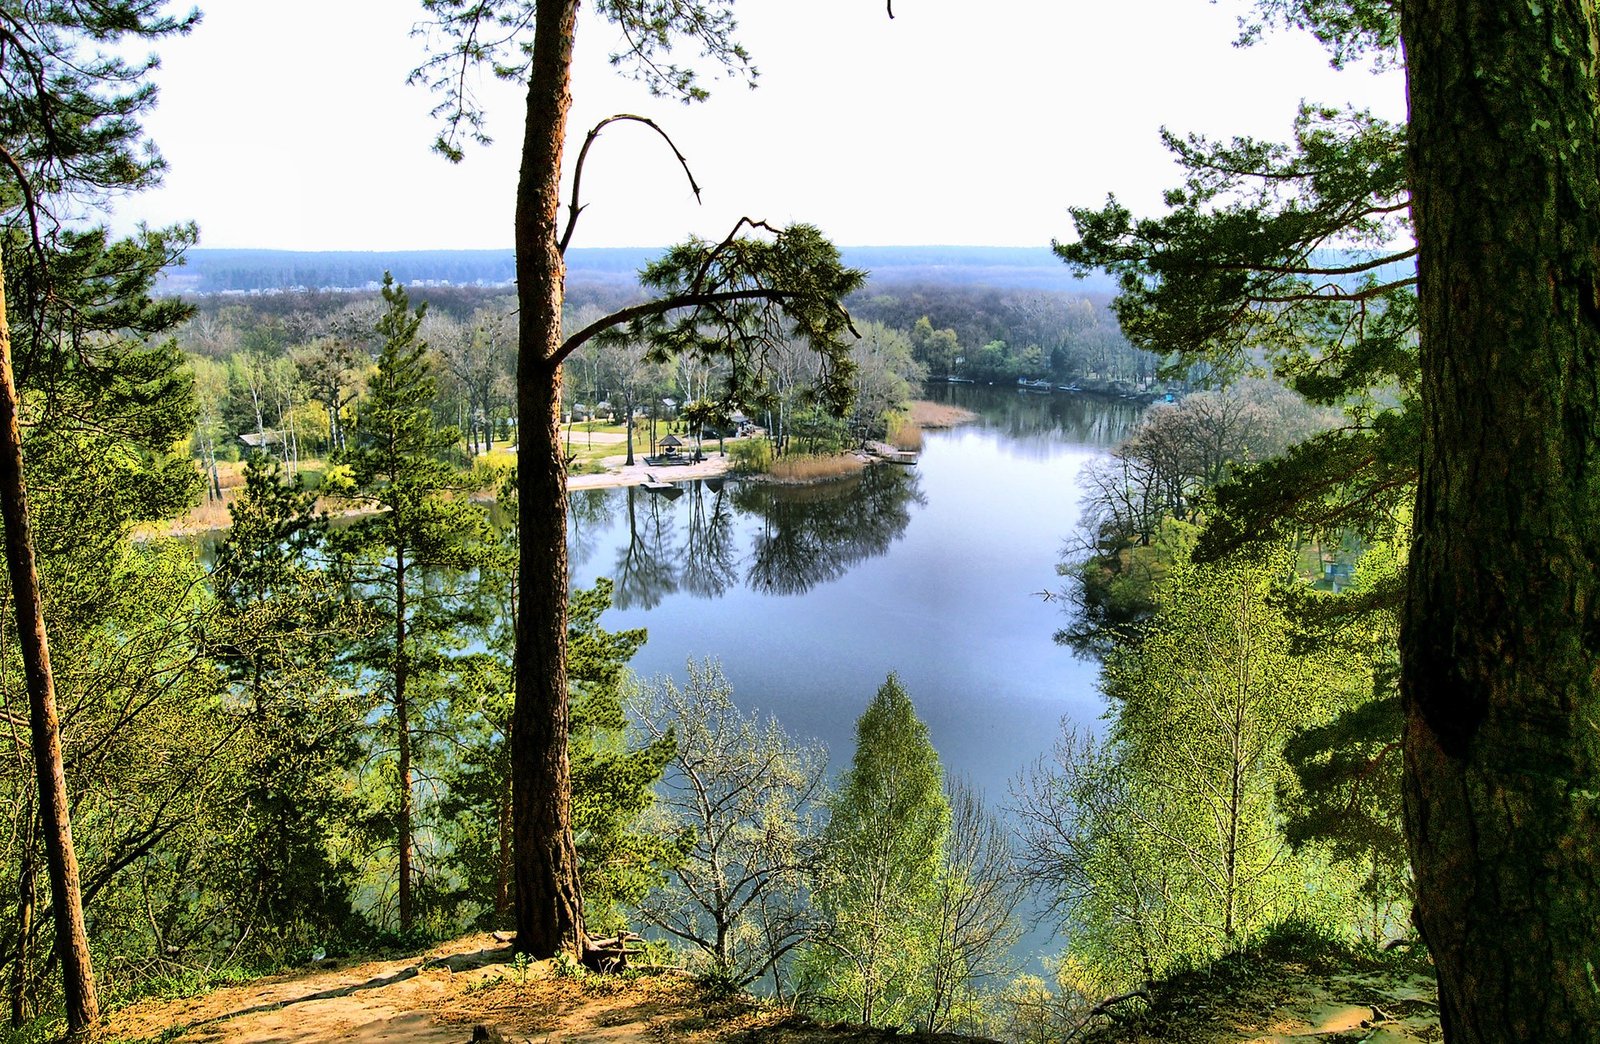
[728,438,772,474]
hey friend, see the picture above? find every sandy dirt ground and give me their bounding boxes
[567,452,733,491]
[100,931,1440,1044]
[104,936,512,1044]
[99,935,976,1044]
[1239,968,1440,1043]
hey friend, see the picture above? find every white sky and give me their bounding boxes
[114,0,1406,251]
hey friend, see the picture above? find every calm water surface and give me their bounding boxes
[569,385,1140,804]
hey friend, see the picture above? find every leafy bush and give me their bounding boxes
[887,412,923,451]
[789,408,851,455]
[728,438,772,474]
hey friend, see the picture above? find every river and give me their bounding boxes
[568,384,1141,808]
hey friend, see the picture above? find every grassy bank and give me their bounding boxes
[767,453,869,483]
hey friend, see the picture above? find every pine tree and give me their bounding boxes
[412,0,865,957]
[335,275,490,935]
[208,456,370,957]
[1401,0,1600,1033]
[439,481,676,934]
[1,4,198,1024]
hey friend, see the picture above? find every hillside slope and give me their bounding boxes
[1077,935,1440,1044]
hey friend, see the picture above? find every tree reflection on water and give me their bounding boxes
[737,465,925,596]
[586,464,925,606]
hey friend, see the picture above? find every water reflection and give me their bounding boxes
[737,465,926,596]
[564,386,1127,848]
[920,383,1142,455]
[611,487,682,610]
[568,487,619,571]
[575,465,925,606]
[680,479,739,598]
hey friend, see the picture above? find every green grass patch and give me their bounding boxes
[565,420,630,437]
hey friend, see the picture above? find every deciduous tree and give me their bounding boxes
[635,660,828,993]
[802,675,948,1026]
[1024,550,1361,991]
[921,777,1025,1034]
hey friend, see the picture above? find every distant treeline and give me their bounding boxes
[160,245,1123,297]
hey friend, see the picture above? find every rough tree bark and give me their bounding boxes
[511,0,586,958]
[395,548,414,933]
[9,800,34,1028]
[1401,0,1600,1039]
[488,0,862,959]
[0,258,99,1031]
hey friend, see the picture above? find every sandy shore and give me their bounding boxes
[567,452,733,490]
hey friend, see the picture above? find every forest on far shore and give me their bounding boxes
[156,246,1122,297]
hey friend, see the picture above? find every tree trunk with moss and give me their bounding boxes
[1401,1,1600,1038]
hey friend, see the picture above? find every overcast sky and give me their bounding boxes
[113,0,1406,251]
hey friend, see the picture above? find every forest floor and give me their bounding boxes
[97,934,978,1044]
[96,931,1441,1044]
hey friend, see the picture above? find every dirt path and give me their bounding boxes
[1238,967,1441,1043]
[101,931,1439,1044]
[104,936,514,1044]
[99,936,915,1044]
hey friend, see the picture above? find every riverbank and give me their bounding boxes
[151,401,980,535]
[569,399,977,491]
[568,451,733,490]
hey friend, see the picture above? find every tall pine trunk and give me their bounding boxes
[1402,1,1600,1038]
[511,0,586,958]
[512,362,584,956]
[0,255,99,1032]
[395,549,413,933]
[9,805,34,1028]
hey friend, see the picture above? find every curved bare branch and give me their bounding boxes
[559,114,703,255]
[557,287,798,364]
